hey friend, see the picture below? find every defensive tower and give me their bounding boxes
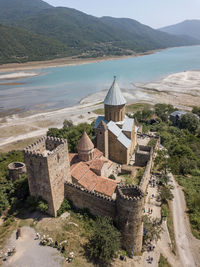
[104,76,126,122]
[8,162,26,181]
[24,136,71,217]
[116,185,144,254]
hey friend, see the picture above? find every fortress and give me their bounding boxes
[22,78,158,254]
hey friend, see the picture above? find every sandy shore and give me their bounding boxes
[0,50,160,73]
[0,71,41,80]
[0,70,199,151]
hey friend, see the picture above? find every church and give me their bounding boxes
[95,77,137,164]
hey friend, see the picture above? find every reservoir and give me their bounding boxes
[0,45,200,113]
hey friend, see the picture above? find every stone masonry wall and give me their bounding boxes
[24,136,71,217]
[65,182,144,254]
[105,104,125,122]
[108,131,129,164]
[116,186,144,254]
[65,182,116,218]
[135,145,151,167]
[95,123,108,158]
[139,137,160,193]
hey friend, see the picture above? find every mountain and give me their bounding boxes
[159,20,200,41]
[0,0,199,64]
[0,0,53,23]
[0,24,72,64]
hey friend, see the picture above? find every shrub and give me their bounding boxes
[109,174,116,180]
[38,200,48,213]
[57,199,71,216]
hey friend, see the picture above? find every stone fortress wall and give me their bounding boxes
[23,135,160,254]
[65,181,144,254]
[138,135,160,193]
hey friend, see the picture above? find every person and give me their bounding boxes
[16,227,21,239]
[61,245,65,253]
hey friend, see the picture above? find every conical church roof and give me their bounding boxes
[104,77,126,106]
[77,131,94,151]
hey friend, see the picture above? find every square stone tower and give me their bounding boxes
[24,136,71,217]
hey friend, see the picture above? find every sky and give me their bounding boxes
[44,0,200,29]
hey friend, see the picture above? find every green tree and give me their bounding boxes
[155,104,176,122]
[154,150,169,174]
[159,186,174,204]
[63,119,73,129]
[143,215,162,245]
[180,113,199,134]
[86,217,121,266]
[47,121,94,152]
[192,106,200,117]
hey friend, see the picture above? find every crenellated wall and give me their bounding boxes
[139,137,160,193]
[64,182,144,254]
[65,182,116,218]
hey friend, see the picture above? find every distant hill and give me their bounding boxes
[0,0,53,23]
[0,24,72,64]
[0,0,200,64]
[159,20,200,40]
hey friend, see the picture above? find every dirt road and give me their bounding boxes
[2,226,64,267]
[169,173,197,267]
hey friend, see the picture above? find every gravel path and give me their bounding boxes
[2,226,64,267]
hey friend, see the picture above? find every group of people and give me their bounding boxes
[35,233,74,262]
[146,256,153,264]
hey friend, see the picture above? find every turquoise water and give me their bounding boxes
[1,45,200,113]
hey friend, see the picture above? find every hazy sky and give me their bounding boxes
[44,0,200,28]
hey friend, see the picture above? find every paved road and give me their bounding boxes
[170,173,196,267]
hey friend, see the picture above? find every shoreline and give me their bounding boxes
[0,50,162,73]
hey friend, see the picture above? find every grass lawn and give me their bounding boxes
[126,103,153,113]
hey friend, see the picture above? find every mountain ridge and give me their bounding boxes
[159,20,200,41]
[0,0,200,64]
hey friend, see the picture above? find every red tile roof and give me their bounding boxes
[90,159,107,172]
[78,170,99,191]
[94,177,118,197]
[69,148,116,197]
[71,162,90,181]
[93,148,103,159]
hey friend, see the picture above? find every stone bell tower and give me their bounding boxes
[104,76,126,122]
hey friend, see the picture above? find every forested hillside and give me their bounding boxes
[0,0,200,63]
[0,25,71,64]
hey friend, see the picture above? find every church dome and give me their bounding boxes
[78,132,94,151]
[77,132,94,161]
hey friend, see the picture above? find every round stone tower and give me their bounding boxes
[104,76,126,122]
[8,162,26,181]
[116,185,144,255]
[77,131,94,161]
